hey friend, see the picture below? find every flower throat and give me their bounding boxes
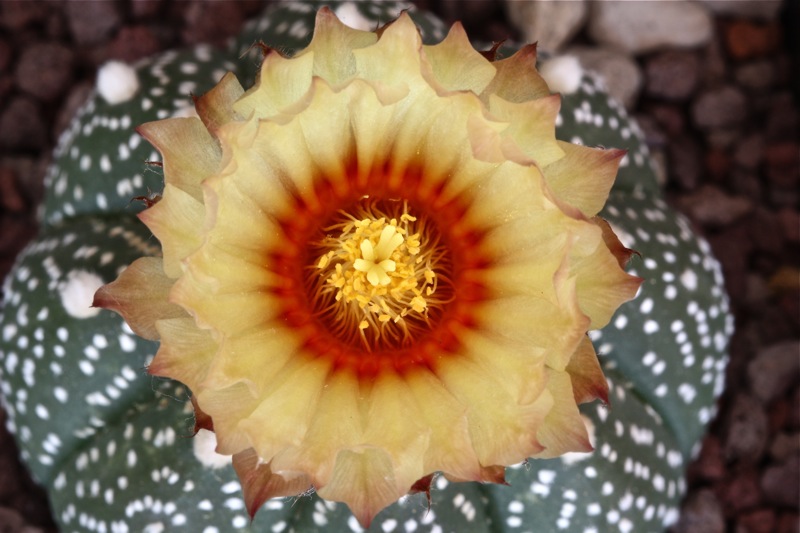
[307,198,453,352]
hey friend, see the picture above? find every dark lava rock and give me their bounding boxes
[734,134,764,170]
[748,341,800,404]
[761,455,800,508]
[65,1,121,46]
[692,85,748,129]
[674,488,725,533]
[0,96,47,151]
[724,393,769,462]
[738,508,777,533]
[14,41,75,102]
[679,185,754,226]
[668,134,703,190]
[645,50,700,101]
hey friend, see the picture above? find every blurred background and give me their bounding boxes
[0,1,797,531]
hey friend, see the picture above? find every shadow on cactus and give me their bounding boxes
[0,2,732,532]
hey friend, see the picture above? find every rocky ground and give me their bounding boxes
[0,1,797,532]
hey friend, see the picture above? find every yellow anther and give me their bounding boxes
[312,201,445,350]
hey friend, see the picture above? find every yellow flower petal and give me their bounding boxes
[481,44,550,103]
[489,93,565,168]
[92,257,185,340]
[299,6,378,86]
[532,370,594,458]
[423,22,496,94]
[149,317,216,391]
[195,71,245,132]
[233,447,311,519]
[137,117,222,201]
[138,183,204,278]
[542,141,627,217]
[565,335,610,405]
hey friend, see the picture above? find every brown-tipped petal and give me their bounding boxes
[299,6,378,86]
[138,183,205,279]
[543,142,626,217]
[409,473,435,509]
[136,117,222,201]
[318,447,402,528]
[195,71,245,132]
[532,371,594,459]
[488,93,565,168]
[149,317,216,392]
[482,43,550,104]
[191,394,214,433]
[572,230,643,329]
[232,448,312,520]
[422,21,496,94]
[565,335,610,405]
[92,257,186,340]
[593,216,638,268]
[478,464,508,485]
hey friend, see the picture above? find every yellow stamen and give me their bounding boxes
[309,200,451,350]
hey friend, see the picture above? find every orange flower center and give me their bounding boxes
[308,198,453,352]
[268,167,490,377]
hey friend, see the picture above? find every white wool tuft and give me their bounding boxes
[539,55,583,95]
[193,429,233,470]
[334,2,374,31]
[97,61,140,105]
[59,270,104,319]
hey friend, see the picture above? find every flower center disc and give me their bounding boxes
[306,198,453,353]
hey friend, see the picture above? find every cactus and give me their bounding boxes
[0,2,731,531]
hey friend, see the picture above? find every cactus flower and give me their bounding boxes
[94,8,641,527]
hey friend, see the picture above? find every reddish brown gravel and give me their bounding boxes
[0,1,797,532]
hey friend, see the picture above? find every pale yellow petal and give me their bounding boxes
[272,370,364,487]
[542,142,626,217]
[233,50,314,120]
[436,355,544,466]
[195,382,259,455]
[299,6,378,86]
[195,71,245,132]
[489,93,565,168]
[404,370,484,481]
[149,317,216,391]
[422,22,496,94]
[455,326,548,406]
[238,356,331,461]
[136,117,222,201]
[201,324,302,396]
[353,12,424,93]
[233,447,311,519]
[92,257,186,340]
[481,44,551,104]
[138,183,204,278]
[169,265,282,337]
[362,374,428,491]
[565,335,609,405]
[532,370,593,458]
[571,229,642,329]
[317,447,400,528]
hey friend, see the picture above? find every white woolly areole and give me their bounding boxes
[193,429,233,470]
[539,55,583,95]
[59,270,104,319]
[97,60,140,105]
[560,415,597,465]
[334,2,374,31]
